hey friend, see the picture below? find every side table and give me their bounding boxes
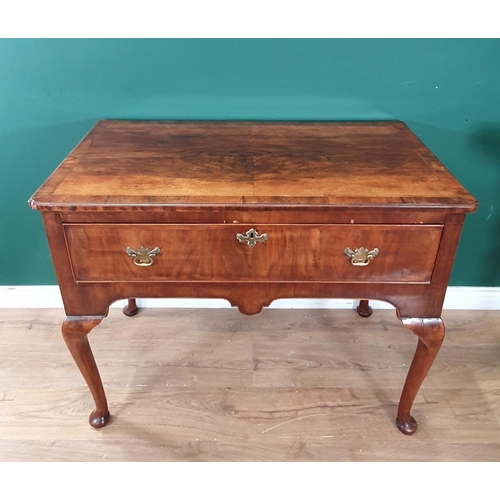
[29,120,477,434]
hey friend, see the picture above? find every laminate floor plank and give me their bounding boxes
[0,438,354,462]
[1,307,499,461]
[350,441,500,462]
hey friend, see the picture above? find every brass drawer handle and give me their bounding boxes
[126,246,160,266]
[344,247,379,266]
[236,228,267,248]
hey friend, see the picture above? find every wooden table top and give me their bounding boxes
[29,120,477,212]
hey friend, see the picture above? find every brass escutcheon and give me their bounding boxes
[126,246,160,266]
[344,246,379,266]
[236,228,268,248]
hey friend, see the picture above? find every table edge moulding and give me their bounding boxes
[29,119,477,435]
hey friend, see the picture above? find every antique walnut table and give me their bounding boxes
[29,120,477,435]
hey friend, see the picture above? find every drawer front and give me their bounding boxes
[64,223,443,283]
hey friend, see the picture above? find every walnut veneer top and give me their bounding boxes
[29,120,477,212]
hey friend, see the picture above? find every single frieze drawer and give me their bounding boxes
[63,223,443,283]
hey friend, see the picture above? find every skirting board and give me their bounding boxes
[0,286,499,310]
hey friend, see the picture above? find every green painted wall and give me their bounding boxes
[1,39,499,286]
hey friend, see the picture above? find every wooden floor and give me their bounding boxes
[1,307,499,462]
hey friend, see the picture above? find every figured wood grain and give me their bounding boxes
[63,223,443,283]
[1,308,499,461]
[29,120,477,212]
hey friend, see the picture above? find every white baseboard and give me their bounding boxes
[0,285,498,310]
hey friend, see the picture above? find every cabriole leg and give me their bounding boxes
[396,318,445,435]
[61,316,110,428]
